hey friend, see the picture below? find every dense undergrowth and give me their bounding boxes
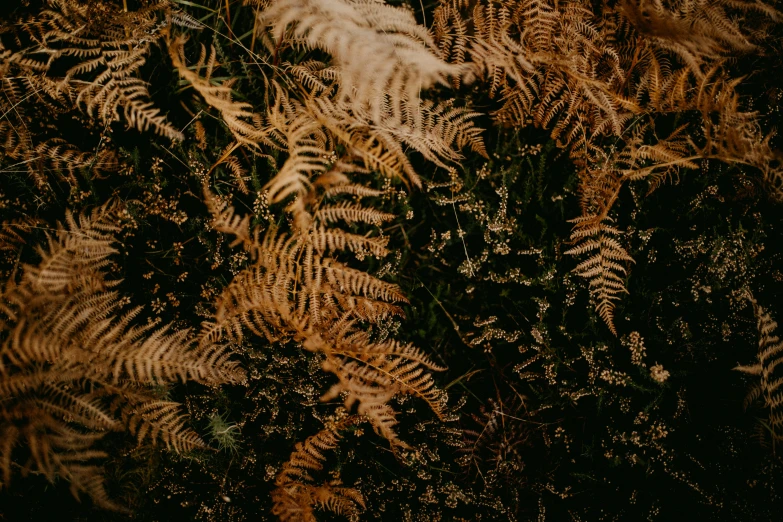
[1,0,783,520]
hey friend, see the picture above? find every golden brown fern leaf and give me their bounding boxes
[211,143,252,194]
[200,226,299,345]
[21,1,182,139]
[692,71,783,199]
[315,201,395,227]
[432,0,474,89]
[264,102,331,229]
[0,67,118,190]
[168,37,275,151]
[305,91,486,189]
[272,414,365,522]
[617,0,768,75]
[257,0,465,115]
[121,399,209,453]
[204,165,445,446]
[28,139,119,185]
[561,125,698,333]
[449,0,633,138]
[0,217,41,253]
[190,0,457,457]
[306,100,421,188]
[170,1,484,197]
[316,328,448,447]
[23,201,123,292]
[201,185,400,343]
[735,294,783,453]
[563,215,635,335]
[258,8,485,189]
[435,0,777,157]
[0,200,243,509]
[576,123,699,216]
[202,224,403,346]
[433,0,779,332]
[469,0,536,98]
[287,60,340,96]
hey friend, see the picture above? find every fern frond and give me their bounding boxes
[0,201,243,508]
[0,217,40,252]
[564,216,635,335]
[308,226,390,258]
[259,0,464,114]
[203,187,256,251]
[123,400,207,453]
[307,95,486,188]
[315,201,395,226]
[205,177,445,449]
[734,293,783,453]
[735,294,783,451]
[272,415,365,521]
[25,1,182,139]
[169,37,273,150]
[264,108,331,230]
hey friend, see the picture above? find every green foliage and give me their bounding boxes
[208,412,242,454]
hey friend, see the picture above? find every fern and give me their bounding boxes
[272,414,365,521]
[22,1,183,139]
[203,153,446,448]
[564,215,635,335]
[258,0,463,115]
[306,91,486,189]
[433,0,781,331]
[0,201,244,509]
[735,294,783,453]
[169,37,275,150]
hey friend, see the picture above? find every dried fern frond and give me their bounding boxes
[204,224,402,345]
[24,201,123,292]
[432,0,779,332]
[264,104,331,229]
[735,294,783,453]
[272,414,365,522]
[316,328,448,446]
[21,1,182,139]
[433,0,778,168]
[0,78,113,191]
[253,2,486,190]
[258,0,465,115]
[0,113,119,187]
[211,143,251,194]
[306,93,486,189]
[315,201,395,226]
[121,399,207,453]
[169,36,275,151]
[692,71,783,199]
[287,60,340,96]
[202,187,401,344]
[576,123,699,216]
[563,215,635,335]
[618,0,761,73]
[0,217,41,252]
[0,200,243,509]
[204,172,446,447]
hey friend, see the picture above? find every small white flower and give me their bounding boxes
[650,364,670,383]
